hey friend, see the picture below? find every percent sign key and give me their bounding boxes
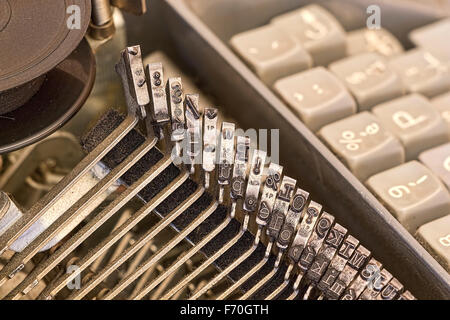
[339,122,380,151]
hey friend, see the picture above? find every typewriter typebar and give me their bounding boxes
[0,44,413,300]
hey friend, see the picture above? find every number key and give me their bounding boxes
[318,112,404,181]
[346,28,403,58]
[366,161,450,233]
[273,67,356,132]
[329,53,404,110]
[230,24,312,85]
[389,48,450,98]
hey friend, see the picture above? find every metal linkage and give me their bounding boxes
[216,163,282,300]
[0,138,158,286]
[237,175,296,300]
[180,150,265,300]
[133,205,232,299]
[185,94,202,175]
[167,77,185,159]
[263,192,314,300]
[0,45,151,282]
[315,235,360,300]
[155,130,241,299]
[325,244,371,300]
[30,170,190,300]
[98,201,218,300]
[301,223,348,300]
[158,150,260,300]
[285,212,335,300]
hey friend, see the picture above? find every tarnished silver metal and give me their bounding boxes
[243,150,266,213]
[185,94,202,174]
[75,200,219,300]
[167,77,185,160]
[0,47,178,300]
[185,152,265,300]
[180,149,265,301]
[255,163,282,227]
[157,137,247,300]
[160,215,240,300]
[0,131,83,194]
[236,240,273,300]
[0,116,139,260]
[341,258,382,300]
[215,165,281,301]
[0,138,158,286]
[111,0,146,15]
[26,171,190,300]
[133,205,232,300]
[202,108,218,188]
[146,62,170,139]
[238,176,297,300]
[302,223,348,299]
[266,176,296,240]
[295,212,334,269]
[317,235,359,297]
[326,244,371,300]
[0,42,413,301]
[187,220,254,300]
[167,77,185,147]
[216,167,282,301]
[116,45,150,119]
[189,154,270,299]
[229,136,250,216]
[359,268,393,300]
[263,190,312,300]
[377,277,404,300]
[287,212,335,299]
[91,0,113,26]
[217,122,235,203]
[89,0,115,40]
[0,45,148,267]
[278,192,313,251]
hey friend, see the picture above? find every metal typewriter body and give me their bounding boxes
[149,0,450,298]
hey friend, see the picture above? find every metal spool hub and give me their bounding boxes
[0,0,94,154]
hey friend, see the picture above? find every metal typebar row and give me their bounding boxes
[0,45,414,300]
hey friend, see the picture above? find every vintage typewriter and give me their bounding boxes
[0,0,449,300]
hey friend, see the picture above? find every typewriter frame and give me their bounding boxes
[118,0,450,298]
